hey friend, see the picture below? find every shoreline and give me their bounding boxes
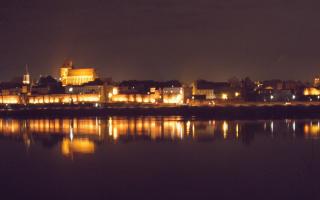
[1,103,320,119]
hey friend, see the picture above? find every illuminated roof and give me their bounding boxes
[67,68,96,76]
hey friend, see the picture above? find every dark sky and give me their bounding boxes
[1,0,320,82]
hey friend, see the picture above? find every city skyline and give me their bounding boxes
[1,59,319,83]
[1,0,320,82]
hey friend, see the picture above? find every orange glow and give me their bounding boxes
[223,121,228,139]
[111,94,158,103]
[61,138,95,156]
[304,123,320,138]
[0,118,245,143]
[28,94,101,104]
[163,94,183,104]
[60,65,96,86]
[304,88,320,96]
[0,95,20,104]
[112,87,119,95]
[222,93,228,100]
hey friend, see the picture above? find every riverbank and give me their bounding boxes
[1,103,320,119]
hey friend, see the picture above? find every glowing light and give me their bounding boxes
[0,95,20,104]
[236,123,239,138]
[61,138,95,156]
[60,64,96,86]
[28,94,101,104]
[69,126,74,141]
[113,127,118,140]
[304,123,320,138]
[304,88,320,96]
[222,93,228,100]
[112,87,119,95]
[186,121,191,135]
[222,121,228,139]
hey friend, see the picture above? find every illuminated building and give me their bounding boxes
[162,87,184,104]
[192,80,215,100]
[110,80,184,104]
[111,92,159,103]
[303,87,320,96]
[192,80,239,102]
[31,76,64,95]
[0,81,22,104]
[0,95,21,104]
[110,87,184,104]
[60,60,96,86]
[28,93,102,104]
[65,79,107,102]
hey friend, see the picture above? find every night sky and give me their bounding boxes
[1,0,320,82]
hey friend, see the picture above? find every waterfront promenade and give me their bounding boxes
[1,101,320,119]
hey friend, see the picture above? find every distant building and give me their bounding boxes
[109,80,184,104]
[192,80,215,100]
[192,80,240,101]
[314,77,320,87]
[161,86,184,104]
[65,79,107,102]
[0,82,23,104]
[262,80,283,90]
[60,60,97,86]
[31,76,64,95]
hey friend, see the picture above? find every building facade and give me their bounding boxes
[60,60,96,86]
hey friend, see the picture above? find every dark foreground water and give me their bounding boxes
[0,117,320,200]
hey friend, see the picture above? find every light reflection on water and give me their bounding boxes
[0,117,319,156]
[1,117,320,200]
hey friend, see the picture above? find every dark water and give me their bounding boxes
[0,117,320,200]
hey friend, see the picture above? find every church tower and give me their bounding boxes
[23,65,30,85]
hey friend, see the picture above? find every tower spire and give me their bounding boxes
[25,64,29,74]
[23,64,30,85]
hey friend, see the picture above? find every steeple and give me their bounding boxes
[23,64,30,85]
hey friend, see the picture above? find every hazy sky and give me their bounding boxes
[1,0,320,82]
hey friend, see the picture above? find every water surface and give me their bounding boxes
[0,117,319,199]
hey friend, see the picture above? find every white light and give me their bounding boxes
[222,93,228,100]
[270,95,274,100]
[112,87,118,95]
[69,127,74,141]
[292,95,296,100]
[69,87,73,92]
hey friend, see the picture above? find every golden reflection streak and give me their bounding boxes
[236,123,239,139]
[0,117,252,144]
[222,121,228,139]
[61,138,95,156]
[304,122,320,139]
